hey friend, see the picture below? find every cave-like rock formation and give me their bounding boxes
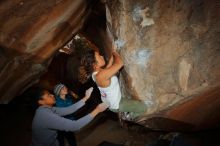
[0,0,96,103]
[0,0,219,130]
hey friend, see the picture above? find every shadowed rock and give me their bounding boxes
[0,0,220,130]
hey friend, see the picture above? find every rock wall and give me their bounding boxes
[0,0,93,103]
[105,0,220,129]
[0,0,219,130]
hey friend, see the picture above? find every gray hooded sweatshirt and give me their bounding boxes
[30,99,93,146]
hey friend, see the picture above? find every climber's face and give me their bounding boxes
[94,51,105,69]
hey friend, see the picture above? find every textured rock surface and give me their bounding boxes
[0,0,219,130]
[105,0,220,129]
[0,0,93,103]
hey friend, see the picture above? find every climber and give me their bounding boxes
[78,42,148,121]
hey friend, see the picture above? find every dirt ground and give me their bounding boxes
[75,111,220,146]
[75,111,163,146]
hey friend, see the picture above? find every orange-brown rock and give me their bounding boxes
[0,0,93,103]
[0,0,219,131]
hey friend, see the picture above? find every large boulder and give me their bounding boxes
[0,0,219,130]
[103,0,220,130]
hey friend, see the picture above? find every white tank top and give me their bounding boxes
[92,72,121,110]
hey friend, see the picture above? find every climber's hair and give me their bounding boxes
[79,49,96,84]
[69,37,98,84]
